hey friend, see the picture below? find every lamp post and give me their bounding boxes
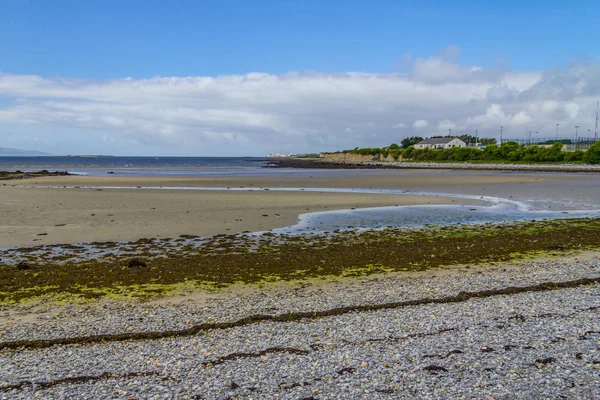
[500,126,503,144]
[556,123,559,139]
[575,125,579,140]
[528,131,532,145]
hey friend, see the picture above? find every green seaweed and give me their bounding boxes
[1,218,600,304]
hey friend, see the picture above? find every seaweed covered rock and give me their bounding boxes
[16,261,32,270]
[127,258,148,268]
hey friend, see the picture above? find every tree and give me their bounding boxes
[459,134,474,144]
[389,143,401,150]
[401,136,423,148]
[583,142,600,164]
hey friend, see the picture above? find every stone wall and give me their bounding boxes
[323,153,402,163]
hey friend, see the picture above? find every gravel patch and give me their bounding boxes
[1,282,599,399]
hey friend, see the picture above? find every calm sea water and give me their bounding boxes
[0,156,277,176]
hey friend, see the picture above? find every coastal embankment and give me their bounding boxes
[271,157,600,172]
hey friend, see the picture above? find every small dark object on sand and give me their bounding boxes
[337,367,356,375]
[535,357,556,366]
[127,258,148,268]
[423,365,448,372]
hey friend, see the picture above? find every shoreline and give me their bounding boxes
[2,171,599,247]
[2,171,600,397]
[271,157,600,172]
[0,170,71,180]
[0,184,469,248]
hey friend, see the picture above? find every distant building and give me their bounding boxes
[414,137,467,150]
[266,153,297,158]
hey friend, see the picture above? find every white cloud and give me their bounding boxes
[564,102,580,119]
[0,50,599,155]
[413,119,429,129]
[437,119,457,130]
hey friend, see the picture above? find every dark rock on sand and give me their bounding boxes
[423,365,448,372]
[127,258,148,268]
[16,261,32,270]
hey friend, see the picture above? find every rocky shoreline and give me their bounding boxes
[0,170,71,181]
[270,158,600,173]
[1,252,599,398]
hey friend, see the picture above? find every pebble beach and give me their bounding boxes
[1,253,600,399]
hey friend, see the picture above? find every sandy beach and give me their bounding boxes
[0,185,465,248]
[3,170,596,247]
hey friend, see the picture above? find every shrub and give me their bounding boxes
[583,142,600,164]
[564,150,584,162]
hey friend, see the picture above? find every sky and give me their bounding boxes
[1,0,599,156]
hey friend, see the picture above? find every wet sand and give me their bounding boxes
[0,184,462,248]
[14,169,577,189]
[1,170,598,247]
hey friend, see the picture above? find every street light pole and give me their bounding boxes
[556,123,559,139]
[575,125,579,140]
[500,126,503,144]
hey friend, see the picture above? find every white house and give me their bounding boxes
[414,137,467,150]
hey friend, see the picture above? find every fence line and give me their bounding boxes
[500,136,599,150]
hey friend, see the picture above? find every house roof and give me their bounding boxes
[417,137,462,145]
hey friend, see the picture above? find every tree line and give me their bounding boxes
[342,139,600,164]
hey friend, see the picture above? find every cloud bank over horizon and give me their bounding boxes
[1,47,599,156]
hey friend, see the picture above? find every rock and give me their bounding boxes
[127,258,148,268]
[535,357,556,365]
[337,367,356,375]
[423,365,448,372]
[16,261,32,270]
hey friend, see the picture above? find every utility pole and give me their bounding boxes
[448,128,452,137]
[575,125,579,140]
[500,126,503,144]
[475,129,478,146]
[528,131,532,145]
[556,123,559,139]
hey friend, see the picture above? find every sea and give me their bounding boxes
[0,156,278,177]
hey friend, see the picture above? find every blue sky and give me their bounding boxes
[0,1,599,155]
[2,0,597,78]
